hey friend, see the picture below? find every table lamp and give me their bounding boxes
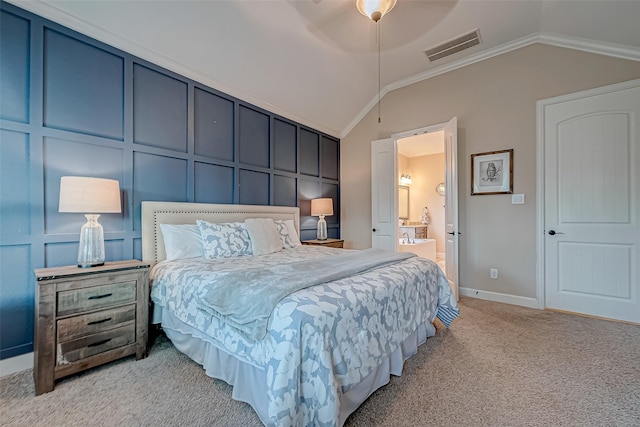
[311,198,333,240]
[58,176,121,268]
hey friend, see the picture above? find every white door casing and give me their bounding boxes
[371,138,397,250]
[444,117,459,300]
[538,79,640,322]
[373,118,459,299]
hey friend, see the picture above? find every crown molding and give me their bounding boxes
[340,33,640,138]
[5,1,638,140]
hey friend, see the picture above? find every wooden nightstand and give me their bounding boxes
[302,238,344,248]
[33,260,149,395]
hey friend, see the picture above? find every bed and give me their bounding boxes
[141,201,459,426]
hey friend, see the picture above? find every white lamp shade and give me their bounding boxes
[355,0,397,22]
[59,176,122,213]
[311,198,334,217]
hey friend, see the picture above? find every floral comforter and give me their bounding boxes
[150,246,459,426]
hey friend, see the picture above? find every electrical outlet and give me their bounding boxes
[490,268,498,279]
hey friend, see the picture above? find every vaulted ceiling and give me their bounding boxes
[10,0,640,138]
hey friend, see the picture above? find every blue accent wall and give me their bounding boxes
[0,2,340,359]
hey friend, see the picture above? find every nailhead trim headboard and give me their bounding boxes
[141,201,300,266]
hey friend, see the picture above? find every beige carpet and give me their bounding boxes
[2,297,639,426]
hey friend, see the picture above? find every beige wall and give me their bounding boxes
[398,153,410,189]
[340,44,640,299]
[408,153,445,253]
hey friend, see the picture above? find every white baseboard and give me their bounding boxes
[459,287,539,309]
[0,352,33,377]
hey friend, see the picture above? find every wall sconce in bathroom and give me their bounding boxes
[436,182,445,196]
[400,174,412,185]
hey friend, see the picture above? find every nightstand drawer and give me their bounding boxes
[302,239,344,248]
[318,241,343,248]
[57,281,136,317]
[56,324,136,365]
[57,304,136,343]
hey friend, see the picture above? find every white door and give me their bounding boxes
[371,138,397,250]
[542,80,640,322]
[444,117,459,299]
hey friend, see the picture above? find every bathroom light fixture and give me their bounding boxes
[400,174,412,185]
[59,176,121,268]
[311,198,333,240]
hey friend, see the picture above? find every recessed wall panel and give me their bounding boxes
[239,106,269,168]
[274,119,297,173]
[133,238,142,261]
[300,129,319,177]
[195,162,234,204]
[132,152,188,231]
[194,88,234,161]
[43,137,124,234]
[0,10,30,123]
[1,130,31,236]
[43,29,123,140]
[239,169,269,205]
[327,228,339,239]
[133,64,187,152]
[44,241,79,268]
[298,179,321,229]
[274,175,296,207]
[299,229,317,241]
[0,245,33,359]
[322,183,339,225]
[321,136,339,180]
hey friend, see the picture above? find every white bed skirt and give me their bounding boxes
[155,306,436,426]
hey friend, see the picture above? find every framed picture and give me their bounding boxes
[471,149,513,195]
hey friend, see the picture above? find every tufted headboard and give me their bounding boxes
[141,201,300,266]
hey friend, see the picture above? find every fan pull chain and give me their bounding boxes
[377,21,381,124]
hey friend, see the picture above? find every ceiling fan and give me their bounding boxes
[354,0,398,22]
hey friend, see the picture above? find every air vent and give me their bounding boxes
[424,29,481,62]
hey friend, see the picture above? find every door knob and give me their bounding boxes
[372,228,377,232]
[447,231,455,235]
[548,230,564,235]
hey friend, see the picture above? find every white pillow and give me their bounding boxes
[197,220,253,259]
[275,219,301,248]
[245,218,283,256]
[159,224,204,261]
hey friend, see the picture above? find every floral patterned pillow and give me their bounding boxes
[275,219,301,248]
[196,220,252,258]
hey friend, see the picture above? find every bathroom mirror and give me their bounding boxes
[398,185,409,219]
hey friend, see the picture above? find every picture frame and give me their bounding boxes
[471,149,513,195]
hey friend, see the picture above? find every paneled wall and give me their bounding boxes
[0,2,340,359]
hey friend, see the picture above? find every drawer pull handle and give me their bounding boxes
[88,293,113,300]
[88,338,112,348]
[87,318,112,326]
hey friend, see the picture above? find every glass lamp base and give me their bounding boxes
[316,216,328,240]
[77,214,106,268]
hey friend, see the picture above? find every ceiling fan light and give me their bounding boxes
[355,0,397,22]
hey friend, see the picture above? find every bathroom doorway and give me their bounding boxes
[396,130,446,270]
[391,117,459,298]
